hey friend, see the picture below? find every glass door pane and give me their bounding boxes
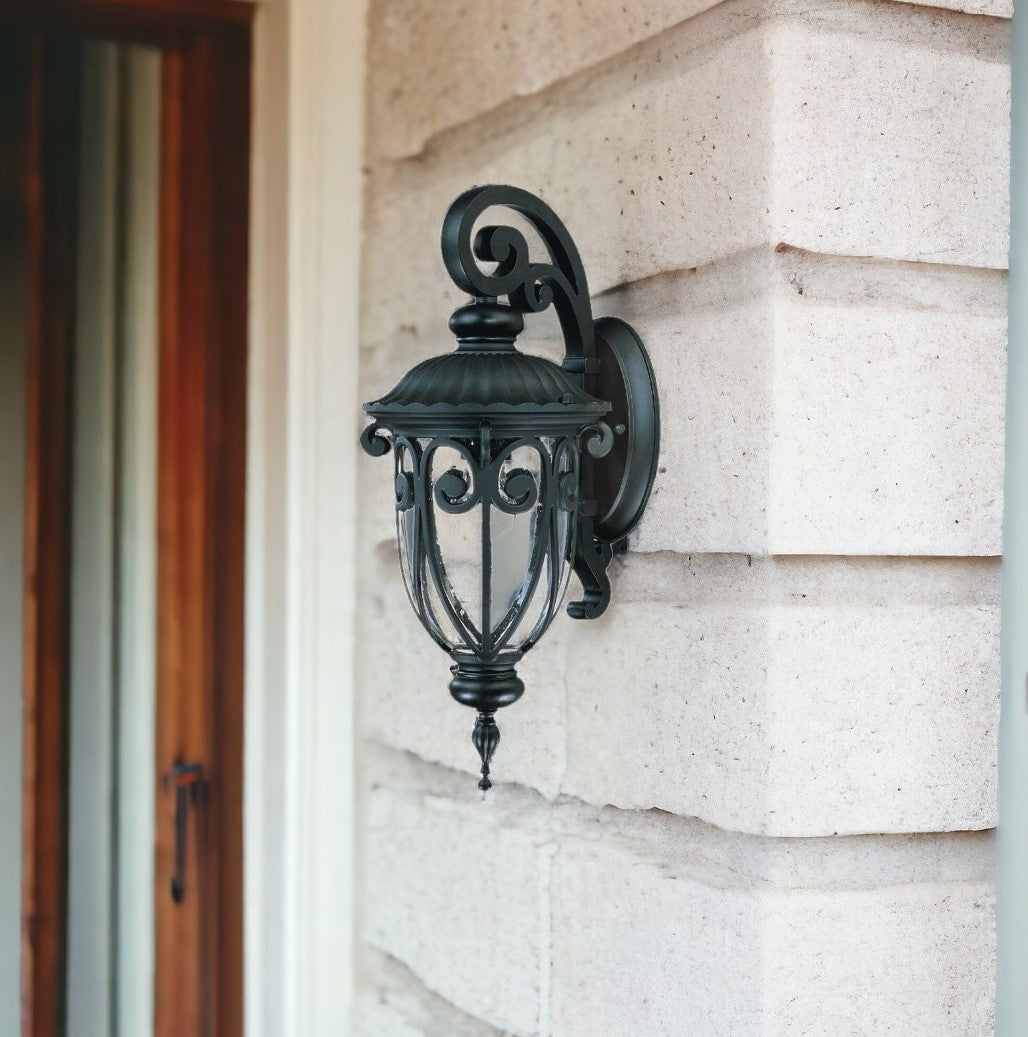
[114,43,161,1037]
[66,39,161,1037]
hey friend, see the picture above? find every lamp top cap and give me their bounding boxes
[362,300,609,434]
[448,297,524,349]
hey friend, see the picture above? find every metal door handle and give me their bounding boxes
[168,761,207,904]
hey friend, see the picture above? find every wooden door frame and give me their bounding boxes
[13,3,253,1035]
[20,30,80,1037]
[154,22,250,1037]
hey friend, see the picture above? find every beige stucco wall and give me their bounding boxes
[355,0,1007,1032]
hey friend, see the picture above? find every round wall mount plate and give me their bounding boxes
[588,316,661,543]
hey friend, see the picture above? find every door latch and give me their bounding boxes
[168,761,207,904]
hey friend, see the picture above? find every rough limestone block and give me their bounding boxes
[961,0,1012,13]
[551,838,762,1036]
[771,0,1009,269]
[766,253,1006,555]
[599,251,1004,557]
[362,0,1009,349]
[595,253,774,555]
[562,553,999,836]
[358,450,399,558]
[763,592,998,834]
[361,752,994,1036]
[363,786,548,1036]
[562,596,771,826]
[353,996,425,1037]
[366,0,727,161]
[355,951,505,1037]
[366,0,1011,163]
[359,543,570,796]
[760,882,995,1036]
[353,996,500,1037]
[551,835,994,1036]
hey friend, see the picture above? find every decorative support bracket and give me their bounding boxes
[440,186,661,618]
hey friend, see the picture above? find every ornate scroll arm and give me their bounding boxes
[440,184,596,365]
[360,421,392,457]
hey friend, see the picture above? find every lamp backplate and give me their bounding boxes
[587,316,661,543]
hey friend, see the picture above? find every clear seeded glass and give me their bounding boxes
[428,444,482,637]
[488,446,541,636]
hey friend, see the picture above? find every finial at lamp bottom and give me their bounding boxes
[449,658,524,790]
[472,712,500,791]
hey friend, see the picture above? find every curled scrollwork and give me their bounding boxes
[488,437,546,515]
[441,185,595,362]
[582,421,614,458]
[360,422,392,457]
[434,466,479,514]
[473,225,556,316]
[496,467,538,514]
[422,438,481,517]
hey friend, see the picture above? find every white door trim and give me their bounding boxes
[245,2,366,1032]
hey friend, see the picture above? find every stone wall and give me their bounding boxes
[355,0,1008,1032]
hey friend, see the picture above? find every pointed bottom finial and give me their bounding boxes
[472,711,500,792]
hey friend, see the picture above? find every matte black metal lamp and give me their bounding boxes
[360,185,659,790]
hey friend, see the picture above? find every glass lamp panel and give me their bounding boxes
[501,543,551,650]
[488,443,543,638]
[493,438,577,652]
[420,548,464,648]
[427,442,483,645]
[395,440,464,650]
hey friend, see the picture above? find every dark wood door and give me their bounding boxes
[12,6,252,1035]
[153,29,250,1037]
[18,30,79,1037]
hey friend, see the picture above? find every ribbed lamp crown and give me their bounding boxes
[363,300,610,434]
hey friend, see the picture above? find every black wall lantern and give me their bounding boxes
[360,185,660,790]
